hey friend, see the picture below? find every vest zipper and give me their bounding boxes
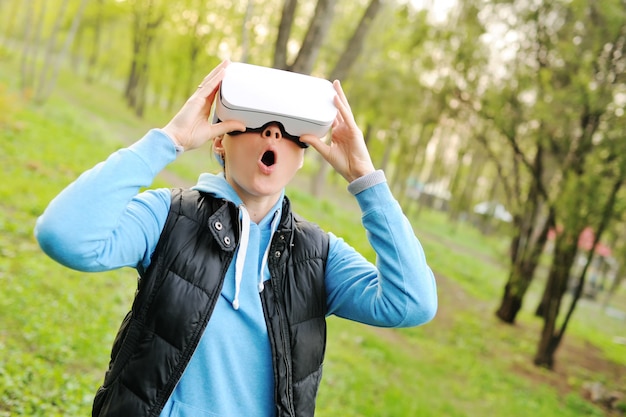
[271,276,296,417]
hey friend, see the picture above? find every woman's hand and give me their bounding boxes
[300,80,375,183]
[162,60,245,151]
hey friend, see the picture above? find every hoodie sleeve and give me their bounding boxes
[325,170,438,328]
[34,129,176,272]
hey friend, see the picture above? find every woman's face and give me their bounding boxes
[215,123,305,204]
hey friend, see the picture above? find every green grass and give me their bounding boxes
[0,54,624,416]
[0,105,136,415]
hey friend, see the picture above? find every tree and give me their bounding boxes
[468,0,626,367]
[124,0,165,117]
[83,0,105,84]
[472,50,555,324]
[273,0,297,69]
[535,155,626,367]
[0,0,23,50]
[34,0,89,103]
[531,1,626,368]
[16,0,88,103]
[459,1,626,341]
[328,0,383,81]
[273,0,336,74]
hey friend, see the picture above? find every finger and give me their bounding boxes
[194,61,230,103]
[212,120,246,137]
[333,94,355,127]
[333,80,352,112]
[203,80,223,108]
[299,134,329,156]
[196,70,224,99]
[196,65,229,114]
[333,80,357,125]
[198,60,230,88]
[334,105,345,126]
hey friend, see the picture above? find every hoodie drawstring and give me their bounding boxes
[232,206,281,310]
[233,205,251,310]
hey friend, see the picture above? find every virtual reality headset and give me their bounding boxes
[213,62,338,148]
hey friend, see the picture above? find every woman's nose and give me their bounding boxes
[262,124,282,140]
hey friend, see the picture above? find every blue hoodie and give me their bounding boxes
[35,129,437,417]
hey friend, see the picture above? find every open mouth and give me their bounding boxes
[261,150,276,167]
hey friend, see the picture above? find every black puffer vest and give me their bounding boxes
[92,188,329,417]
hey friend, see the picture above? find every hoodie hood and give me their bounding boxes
[192,172,244,205]
[191,172,284,310]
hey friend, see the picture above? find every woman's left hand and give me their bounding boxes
[162,60,245,152]
[300,80,375,183]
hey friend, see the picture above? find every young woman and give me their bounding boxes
[35,60,437,417]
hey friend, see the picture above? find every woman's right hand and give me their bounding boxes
[162,60,245,151]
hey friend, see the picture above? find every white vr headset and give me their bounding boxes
[213,62,338,148]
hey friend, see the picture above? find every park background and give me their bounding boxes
[0,0,625,415]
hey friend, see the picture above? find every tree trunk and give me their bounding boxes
[414,124,452,213]
[35,0,69,100]
[273,0,298,69]
[135,50,150,117]
[124,0,163,116]
[289,0,336,74]
[125,50,141,108]
[494,138,553,322]
[495,281,524,323]
[533,231,579,368]
[476,177,501,235]
[403,124,438,210]
[496,208,552,323]
[448,151,484,226]
[446,148,468,225]
[18,0,34,94]
[329,0,383,81]
[182,1,207,101]
[240,0,254,63]
[35,0,88,103]
[556,175,623,350]
[125,9,142,108]
[0,0,22,49]
[86,0,104,84]
[533,329,560,369]
[19,0,46,96]
[390,124,424,203]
